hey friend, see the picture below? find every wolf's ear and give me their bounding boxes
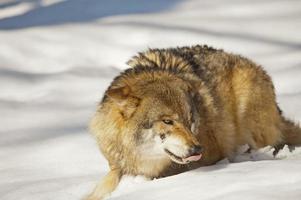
[107,86,140,118]
[107,86,131,102]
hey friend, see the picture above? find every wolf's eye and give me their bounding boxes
[162,119,173,125]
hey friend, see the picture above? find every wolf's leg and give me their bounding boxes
[85,168,122,200]
[238,100,283,149]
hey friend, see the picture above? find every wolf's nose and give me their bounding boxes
[189,145,203,156]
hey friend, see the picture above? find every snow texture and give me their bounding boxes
[0,0,301,200]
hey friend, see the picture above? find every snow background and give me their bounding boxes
[0,0,301,199]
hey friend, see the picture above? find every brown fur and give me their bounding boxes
[85,45,301,200]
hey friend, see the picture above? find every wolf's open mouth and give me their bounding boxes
[164,149,202,164]
[164,149,184,163]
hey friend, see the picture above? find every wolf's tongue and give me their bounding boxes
[183,154,202,163]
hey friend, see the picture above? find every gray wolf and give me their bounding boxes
[86,45,301,200]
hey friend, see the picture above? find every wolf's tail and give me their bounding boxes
[281,116,301,145]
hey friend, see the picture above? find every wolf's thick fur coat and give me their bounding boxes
[86,45,301,200]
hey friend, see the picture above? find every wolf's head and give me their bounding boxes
[106,74,203,164]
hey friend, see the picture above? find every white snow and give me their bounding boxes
[0,0,301,200]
